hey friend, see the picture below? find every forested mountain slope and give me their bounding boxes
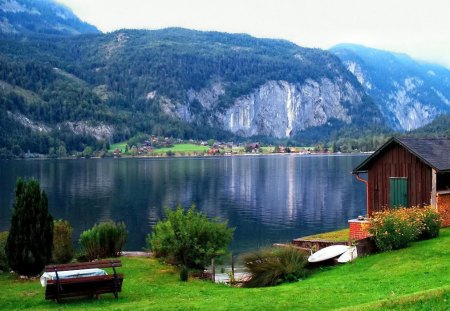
[0,0,99,36]
[0,28,385,154]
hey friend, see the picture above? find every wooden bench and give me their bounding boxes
[44,259,123,303]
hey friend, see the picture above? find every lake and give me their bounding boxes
[0,155,368,254]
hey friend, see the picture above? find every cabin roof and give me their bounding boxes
[353,137,450,173]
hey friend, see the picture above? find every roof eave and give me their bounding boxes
[351,137,397,174]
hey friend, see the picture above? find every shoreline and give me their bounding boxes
[6,151,373,161]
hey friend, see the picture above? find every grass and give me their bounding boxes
[300,228,350,242]
[109,142,128,153]
[151,143,209,154]
[0,228,449,310]
[108,143,209,155]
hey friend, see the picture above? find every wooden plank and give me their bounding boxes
[45,260,121,272]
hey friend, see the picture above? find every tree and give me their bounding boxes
[52,220,74,264]
[82,146,93,158]
[148,205,234,273]
[6,179,54,276]
[56,145,67,158]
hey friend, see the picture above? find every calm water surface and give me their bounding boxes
[0,155,367,254]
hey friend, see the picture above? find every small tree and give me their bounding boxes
[6,179,53,276]
[53,220,74,264]
[82,146,93,158]
[148,205,234,274]
[0,231,8,272]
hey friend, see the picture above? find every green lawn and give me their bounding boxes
[1,228,449,310]
[151,143,209,154]
[108,143,210,155]
[109,142,128,153]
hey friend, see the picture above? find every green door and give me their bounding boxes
[390,177,408,208]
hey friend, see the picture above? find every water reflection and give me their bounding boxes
[0,155,367,254]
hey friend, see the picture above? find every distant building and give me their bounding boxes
[246,143,260,152]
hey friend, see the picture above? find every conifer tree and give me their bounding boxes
[6,179,53,276]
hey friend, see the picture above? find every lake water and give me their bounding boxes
[0,155,368,254]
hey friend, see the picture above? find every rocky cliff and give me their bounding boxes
[161,76,371,138]
[331,44,450,131]
[222,79,358,138]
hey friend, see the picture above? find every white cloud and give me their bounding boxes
[57,0,450,68]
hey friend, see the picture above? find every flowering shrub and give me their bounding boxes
[368,206,441,251]
[415,206,442,239]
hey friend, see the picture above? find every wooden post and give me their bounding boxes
[231,253,235,280]
[211,257,215,283]
[431,169,437,209]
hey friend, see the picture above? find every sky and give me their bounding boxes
[57,0,450,68]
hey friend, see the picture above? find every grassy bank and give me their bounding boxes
[1,228,449,310]
[300,228,350,242]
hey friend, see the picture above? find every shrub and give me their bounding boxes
[368,206,442,252]
[6,179,53,276]
[148,205,234,274]
[414,206,442,240]
[53,220,74,264]
[368,208,420,251]
[79,221,127,261]
[0,231,8,271]
[241,246,308,287]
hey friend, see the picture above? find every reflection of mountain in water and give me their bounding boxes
[0,156,367,253]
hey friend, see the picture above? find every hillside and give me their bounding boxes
[0,28,385,155]
[331,44,450,131]
[0,0,99,36]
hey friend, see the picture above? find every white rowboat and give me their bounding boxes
[308,245,350,263]
[337,246,358,263]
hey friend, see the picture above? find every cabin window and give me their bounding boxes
[390,177,408,208]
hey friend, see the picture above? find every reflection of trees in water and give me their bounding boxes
[0,156,367,252]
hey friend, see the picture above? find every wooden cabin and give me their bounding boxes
[352,137,450,226]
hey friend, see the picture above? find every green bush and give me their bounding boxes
[79,221,127,261]
[241,246,308,287]
[52,220,74,264]
[0,231,8,271]
[148,205,234,274]
[368,206,442,252]
[417,207,442,239]
[6,178,53,276]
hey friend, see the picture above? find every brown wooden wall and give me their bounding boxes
[367,143,431,214]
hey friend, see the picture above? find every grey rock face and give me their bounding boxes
[346,61,440,131]
[223,79,356,137]
[169,78,363,138]
[332,44,450,131]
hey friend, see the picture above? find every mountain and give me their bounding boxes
[331,44,450,131]
[0,0,99,36]
[0,28,385,154]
